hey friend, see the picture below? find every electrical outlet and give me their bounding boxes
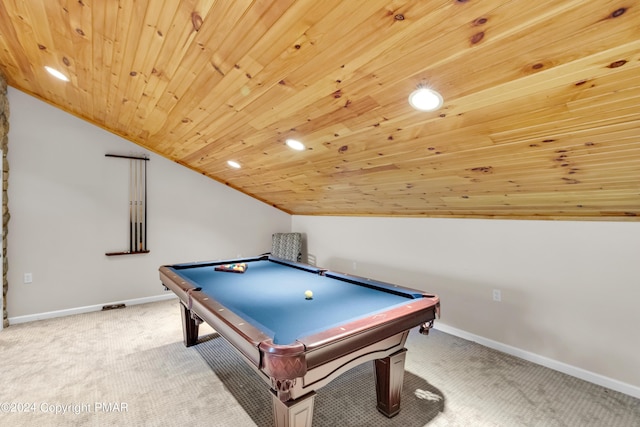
[24,273,33,284]
[492,289,501,302]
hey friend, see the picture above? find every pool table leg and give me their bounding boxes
[374,348,407,418]
[272,391,315,427]
[180,303,199,347]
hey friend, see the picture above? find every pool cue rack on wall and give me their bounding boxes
[105,154,150,256]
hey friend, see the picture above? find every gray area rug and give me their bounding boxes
[1,300,638,426]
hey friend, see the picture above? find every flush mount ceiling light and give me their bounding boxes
[44,66,70,82]
[227,160,241,169]
[408,85,443,112]
[285,138,305,151]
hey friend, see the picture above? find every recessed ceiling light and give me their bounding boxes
[408,86,443,112]
[44,66,70,82]
[285,138,305,151]
[227,160,241,169]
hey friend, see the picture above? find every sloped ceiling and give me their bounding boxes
[0,0,638,220]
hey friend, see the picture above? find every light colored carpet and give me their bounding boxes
[1,300,638,426]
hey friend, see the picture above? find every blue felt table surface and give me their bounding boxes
[172,260,413,345]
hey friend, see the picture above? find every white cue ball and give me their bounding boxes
[304,290,313,299]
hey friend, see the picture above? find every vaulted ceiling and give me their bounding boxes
[0,0,638,220]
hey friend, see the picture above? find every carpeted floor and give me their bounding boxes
[1,300,638,426]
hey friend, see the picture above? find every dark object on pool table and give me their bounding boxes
[214,263,248,273]
[159,255,440,427]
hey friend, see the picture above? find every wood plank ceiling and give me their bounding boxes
[0,0,638,220]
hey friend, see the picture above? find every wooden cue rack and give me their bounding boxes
[105,154,150,256]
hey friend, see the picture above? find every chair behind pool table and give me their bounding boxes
[271,232,303,262]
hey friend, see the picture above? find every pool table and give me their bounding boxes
[159,255,440,427]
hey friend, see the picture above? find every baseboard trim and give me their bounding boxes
[8,293,177,325]
[434,323,640,400]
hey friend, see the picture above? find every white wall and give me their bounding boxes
[7,88,290,318]
[293,215,640,396]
